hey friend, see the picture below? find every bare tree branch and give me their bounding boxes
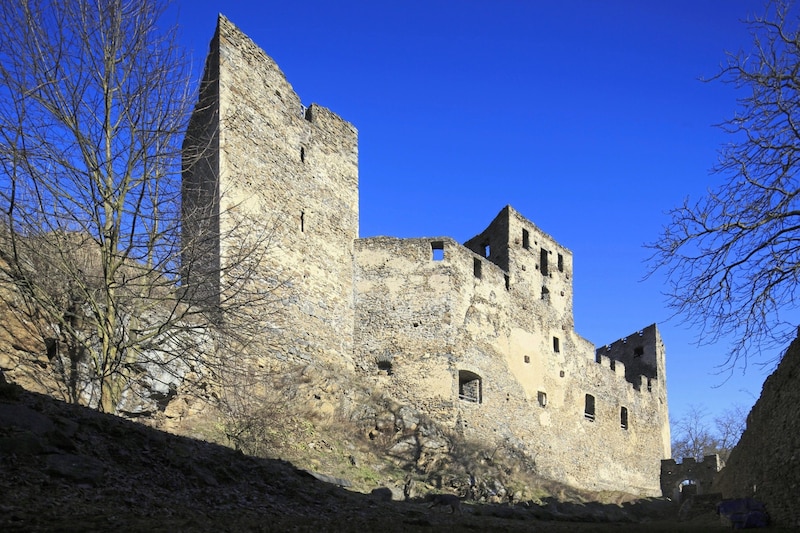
[648,0,800,371]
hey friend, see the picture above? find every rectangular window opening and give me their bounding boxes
[620,406,629,430]
[584,394,595,421]
[431,241,444,261]
[524,355,530,364]
[558,253,564,272]
[522,229,530,249]
[473,258,482,279]
[553,336,560,353]
[537,391,547,407]
[540,248,549,276]
[504,275,510,290]
[484,242,491,258]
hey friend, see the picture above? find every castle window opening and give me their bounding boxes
[541,286,550,301]
[473,258,482,279]
[376,353,393,375]
[647,377,652,392]
[300,211,305,232]
[540,248,549,276]
[431,241,444,261]
[538,391,547,407]
[522,229,530,249]
[458,370,482,403]
[505,275,510,290]
[300,146,305,162]
[558,253,564,272]
[634,346,644,357]
[524,355,530,364]
[620,406,628,430]
[484,242,490,258]
[584,394,596,421]
[553,336,560,353]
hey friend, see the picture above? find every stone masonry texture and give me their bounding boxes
[713,332,800,527]
[182,15,672,496]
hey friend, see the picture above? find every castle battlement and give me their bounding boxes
[183,14,671,497]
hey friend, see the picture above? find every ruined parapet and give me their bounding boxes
[661,455,722,500]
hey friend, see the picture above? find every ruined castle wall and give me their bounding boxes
[185,16,358,364]
[714,334,800,527]
[354,226,669,495]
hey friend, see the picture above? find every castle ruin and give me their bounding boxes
[182,15,671,496]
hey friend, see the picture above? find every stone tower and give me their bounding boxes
[182,15,358,364]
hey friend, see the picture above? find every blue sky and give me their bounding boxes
[172,1,777,436]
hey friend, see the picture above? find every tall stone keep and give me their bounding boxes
[182,15,358,364]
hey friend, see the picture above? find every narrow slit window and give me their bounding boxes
[473,258,482,278]
[553,336,560,353]
[540,248,549,276]
[557,253,564,272]
[522,229,530,249]
[300,211,305,232]
[300,146,306,162]
[431,241,444,261]
[620,406,628,430]
[584,394,595,421]
[505,275,510,290]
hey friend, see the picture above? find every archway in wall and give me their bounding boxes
[673,478,702,502]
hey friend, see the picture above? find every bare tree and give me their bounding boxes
[648,0,800,371]
[671,403,746,463]
[671,404,719,462]
[0,0,283,413]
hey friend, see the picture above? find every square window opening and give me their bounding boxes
[431,241,444,261]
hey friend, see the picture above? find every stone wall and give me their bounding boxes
[714,333,800,527]
[353,208,670,495]
[660,455,721,500]
[183,16,671,496]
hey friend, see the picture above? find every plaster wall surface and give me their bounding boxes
[183,15,671,496]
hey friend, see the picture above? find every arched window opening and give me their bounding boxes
[458,370,482,404]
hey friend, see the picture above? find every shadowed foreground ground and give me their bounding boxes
[0,378,791,532]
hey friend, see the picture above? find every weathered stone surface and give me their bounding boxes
[714,332,800,527]
[181,15,671,497]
